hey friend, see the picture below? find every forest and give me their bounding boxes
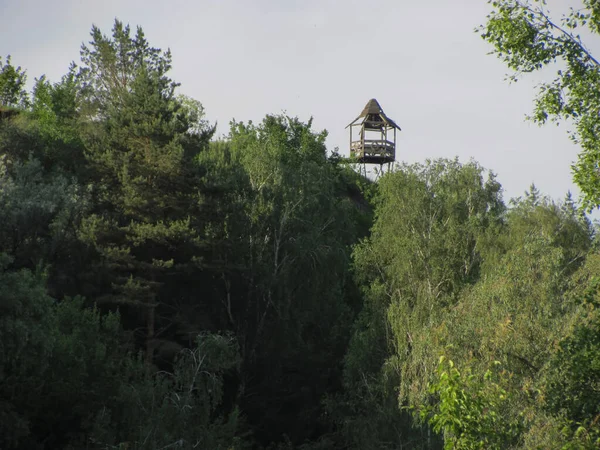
[2,4,600,449]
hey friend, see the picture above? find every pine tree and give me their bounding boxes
[75,19,214,365]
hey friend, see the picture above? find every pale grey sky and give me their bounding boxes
[0,0,591,207]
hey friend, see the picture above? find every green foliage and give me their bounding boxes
[0,267,242,449]
[26,72,86,172]
[91,333,241,450]
[0,65,86,179]
[421,357,523,449]
[6,13,600,450]
[341,158,599,449]
[0,256,123,449]
[0,158,87,267]
[0,21,244,447]
[0,55,28,108]
[420,192,593,448]
[356,158,503,404]
[0,157,90,301]
[480,0,600,210]
[199,115,365,445]
[0,254,54,447]
[67,19,219,373]
[77,20,176,121]
[333,159,503,448]
[441,191,592,375]
[539,255,600,447]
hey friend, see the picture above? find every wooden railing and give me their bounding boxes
[351,139,395,159]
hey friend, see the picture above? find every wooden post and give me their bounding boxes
[394,127,397,160]
[349,124,352,158]
[361,123,365,155]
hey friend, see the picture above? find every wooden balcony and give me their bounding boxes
[350,139,395,164]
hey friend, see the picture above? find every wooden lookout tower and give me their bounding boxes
[347,98,400,175]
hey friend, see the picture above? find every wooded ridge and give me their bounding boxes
[1,14,600,449]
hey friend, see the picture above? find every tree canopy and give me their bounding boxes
[0,17,599,450]
[480,0,600,210]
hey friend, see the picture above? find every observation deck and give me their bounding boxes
[350,139,395,164]
[346,99,400,167]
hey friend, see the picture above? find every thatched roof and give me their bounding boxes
[346,98,401,130]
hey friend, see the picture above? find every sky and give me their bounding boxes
[0,0,593,208]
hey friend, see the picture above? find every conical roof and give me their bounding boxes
[346,98,401,130]
[360,98,384,117]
